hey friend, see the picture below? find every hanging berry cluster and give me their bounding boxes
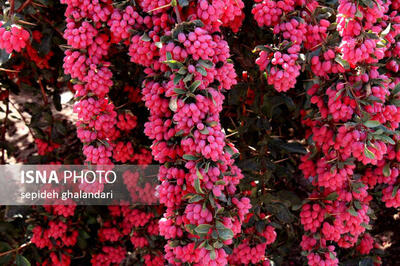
[104,0,279,264]
[61,0,117,165]
[253,0,400,264]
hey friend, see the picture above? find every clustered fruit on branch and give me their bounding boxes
[253,0,400,265]
[59,0,279,265]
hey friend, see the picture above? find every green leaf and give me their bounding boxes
[280,142,307,154]
[16,255,31,266]
[175,130,184,136]
[364,120,380,128]
[183,154,199,160]
[360,0,374,8]
[217,227,234,241]
[174,73,184,85]
[0,49,11,65]
[155,42,162,48]
[52,93,62,111]
[392,184,399,197]
[215,207,224,215]
[334,88,344,101]
[169,240,180,247]
[188,80,201,92]
[183,73,193,83]
[335,56,350,69]
[141,33,151,42]
[391,99,400,106]
[166,52,172,60]
[194,177,204,194]
[329,252,336,260]
[196,66,207,76]
[215,180,226,185]
[174,88,186,95]
[210,249,216,260]
[198,59,213,69]
[360,222,372,230]
[354,200,362,210]
[195,224,212,235]
[380,23,391,39]
[325,192,339,201]
[213,241,223,249]
[185,224,196,234]
[166,60,184,69]
[355,7,363,18]
[359,257,374,266]
[196,168,204,180]
[364,145,375,159]
[392,82,400,96]
[348,206,358,216]
[199,128,209,135]
[177,67,187,75]
[373,134,395,145]
[383,164,391,177]
[188,194,204,203]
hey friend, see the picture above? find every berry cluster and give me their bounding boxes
[0,22,30,53]
[251,0,400,264]
[106,1,257,263]
[61,0,116,165]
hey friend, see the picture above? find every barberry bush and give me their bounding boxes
[0,0,400,265]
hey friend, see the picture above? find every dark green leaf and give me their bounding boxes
[198,59,213,69]
[364,145,375,159]
[183,154,199,160]
[16,255,31,266]
[174,73,184,85]
[364,120,380,128]
[141,33,151,42]
[348,206,358,216]
[335,56,350,69]
[196,66,207,76]
[189,80,201,92]
[174,88,186,94]
[359,257,374,266]
[210,249,216,260]
[392,82,400,96]
[194,177,204,194]
[383,164,391,177]
[280,142,307,154]
[188,194,204,203]
[196,168,203,180]
[199,128,209,135]
[195,224,212,235]
[392,184,399,197]
[325,192,339,201]
[0,49,10,65]
[354,200,362,210]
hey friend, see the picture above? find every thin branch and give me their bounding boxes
[0,242,31,257]
[0,67,20,73]
[16,0,32,13]
[38,77,48,105]
[29,14,63,37]
[9,0,15,16]
[31,1,47,8]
